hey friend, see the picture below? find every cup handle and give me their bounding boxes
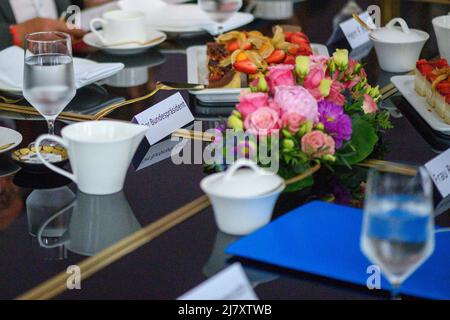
[386,17,411,34]
[35,134,76,183]
[90,18,108,44]
[224,159,267,181]
[37,199,76,249]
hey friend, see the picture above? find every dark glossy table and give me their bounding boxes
[0,1,449,300]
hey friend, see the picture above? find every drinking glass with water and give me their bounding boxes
[23,32,76,138]
[198,0,243,34]
[361,165,435,299]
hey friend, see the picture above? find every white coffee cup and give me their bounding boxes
[433,14,450,62]
[250,0,294,20]
[90,10,147,45]
[35,121,148,195]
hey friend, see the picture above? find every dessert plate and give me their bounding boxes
[187,44,330,104]
[83,30,167,55]
[0,127,22,154]
[391,75,450,134]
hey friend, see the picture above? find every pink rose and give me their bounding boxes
[274,86,319,124]
[281,112,306,134]
[303,65,325,89]
[301,130,336,158]
[326,81,345,106]
[266,64,295,94]
[362,94,378,114]
[236,92,269,118]
[244,107,280,135]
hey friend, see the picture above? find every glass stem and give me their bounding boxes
[47,117,56,135]
[391,283,402,300]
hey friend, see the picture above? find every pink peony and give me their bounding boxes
[301,130,336,158]
[362,94,378,114]
[266,64,295,94]
[244,107,280,135]
[303,65,325,90]
[274,86,319,124]
[326,81,346,106]
[236,92,269,118]
[281,112,306,134]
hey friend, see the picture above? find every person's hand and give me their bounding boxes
[12,18,87,47]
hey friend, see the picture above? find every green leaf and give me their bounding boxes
[336,116,378,165]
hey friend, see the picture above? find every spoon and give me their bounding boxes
[352,13,375,32]
[0,143,15,151]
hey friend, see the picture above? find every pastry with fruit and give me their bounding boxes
[415,58,450,124]
[207,26,312,89]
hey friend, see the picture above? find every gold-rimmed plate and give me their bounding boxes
[11,145,68,173]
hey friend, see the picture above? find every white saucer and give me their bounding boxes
[83,30,167,55]
[0,127,22,154]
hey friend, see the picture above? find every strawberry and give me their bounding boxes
[234,60,258,74]
[292,32,310,43]
[437,81,450,95]
[431,58,449,69]
[227,40,240,52]
[284,31,293,42]
[266,49,286,64]
[446,94,450,104]
[291,34,310,47]
[227,40,251,52]
[283,54,296,65]
[287,44,299,55]
[417,63,433,76]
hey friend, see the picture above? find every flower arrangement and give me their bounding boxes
[208,49,393,191]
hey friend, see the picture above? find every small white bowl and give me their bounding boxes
[201,159,285,236]
[433,14,450,62]
[370,18,429,73]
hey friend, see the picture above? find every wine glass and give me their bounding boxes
[198,0,243,35]
[23,32,76,138]
[360,165,435,300]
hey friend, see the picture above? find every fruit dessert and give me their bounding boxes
[207,25,312,88]
[415,58,450,124]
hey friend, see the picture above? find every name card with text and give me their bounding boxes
[339,12,373,49]
[425,148,450,198]
[133,92,194,145]
[178,263,258,300]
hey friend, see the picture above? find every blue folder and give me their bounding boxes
[226,201,450,300]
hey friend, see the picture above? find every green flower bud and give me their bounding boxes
[319,79,333,97]
[299,121,313,136]
[282,128,292,138]
[328,60,336,73]
[282,139,295,150]
[295,56,310,79]
[232,110,242,119]
[257,74,268,92]
[333,49,349,71]
[322,154,336,162]
[315,122,325,131]
[228,115,244,131]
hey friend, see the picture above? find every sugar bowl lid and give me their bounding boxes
[370,18,427,43]
[201,159,284,198]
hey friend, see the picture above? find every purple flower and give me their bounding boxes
[318,100,352,149]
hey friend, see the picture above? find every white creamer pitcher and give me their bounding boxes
[35,120,148,195]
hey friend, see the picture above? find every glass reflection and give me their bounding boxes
[203,231,278,288]
[37,191,141,257]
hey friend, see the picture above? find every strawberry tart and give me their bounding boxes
[415,58,450,124]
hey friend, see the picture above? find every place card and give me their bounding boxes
[425,148,450,198]
[133,92,194,145]
[133,138,180,171]
[178,263,258,300]
[339,12,374,49]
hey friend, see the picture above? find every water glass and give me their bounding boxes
[23,32,76,136]
[198,0,243,34]
[360,165,435,299]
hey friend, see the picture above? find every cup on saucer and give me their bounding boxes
[433,14,450,62]
[90,10,147,46]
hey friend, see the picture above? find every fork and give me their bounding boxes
[93,81,206,120]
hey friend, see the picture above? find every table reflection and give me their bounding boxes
[37,191,141,257]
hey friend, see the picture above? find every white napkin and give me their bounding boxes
[0,46,124,91]
[118,0,253,35]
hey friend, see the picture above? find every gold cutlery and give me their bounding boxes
[0,95,23,104]
[101,36,166,47]
[0,142,15,151]
[93,81,206,120]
